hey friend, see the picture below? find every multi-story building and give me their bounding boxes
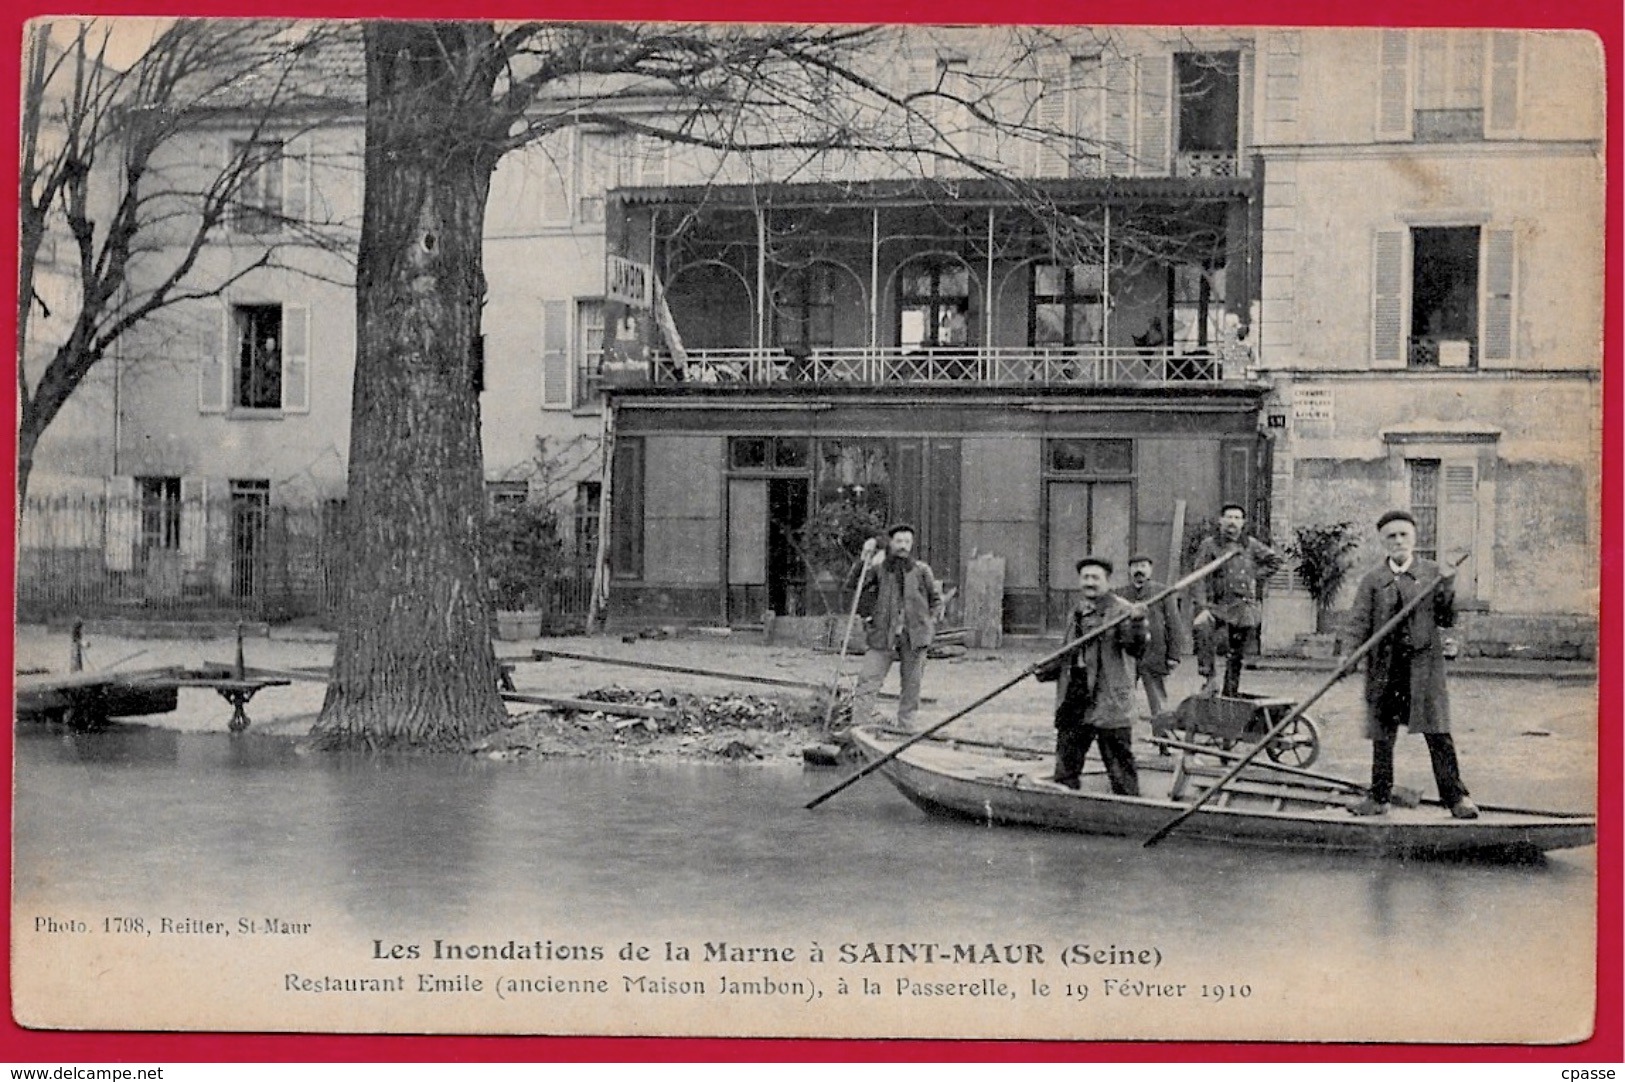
[1248,28,1603,650]
[19,25,1602,652]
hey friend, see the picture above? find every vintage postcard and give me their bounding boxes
[10,17,1607,1046]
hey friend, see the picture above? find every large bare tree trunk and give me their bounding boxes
[315,23,506,749]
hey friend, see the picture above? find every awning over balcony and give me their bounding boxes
[613,173,1256,210]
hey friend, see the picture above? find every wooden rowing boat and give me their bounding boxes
[849,727,1596,859]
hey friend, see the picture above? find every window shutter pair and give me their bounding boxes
[1370,228,1517,366]
[197,303,311,412]
[1100,53,1172,175]
[1376,30,1520,140]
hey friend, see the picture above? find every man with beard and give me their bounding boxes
[1035,557,1149,795]
[849,524,945,732]
[1191,503,1281,696]
[1120,554,1187,725]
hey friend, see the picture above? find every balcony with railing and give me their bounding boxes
[1407,337,1478,369]
[640,344,1246,388]
[1174,151,1243,178]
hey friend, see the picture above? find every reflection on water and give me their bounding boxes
[14,723,1596,1033]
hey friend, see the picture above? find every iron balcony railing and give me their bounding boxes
[648,345,1246,387]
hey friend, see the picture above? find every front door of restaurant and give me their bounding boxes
[1045,481,1132,629]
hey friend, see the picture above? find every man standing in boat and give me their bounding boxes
[1345,510,1477,819]
[1035,556,1148,795]
[1119,553,1188,725]
[1191,503,1282,696]
[849,524,945,733]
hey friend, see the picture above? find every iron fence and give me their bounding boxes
[15,494,598,630]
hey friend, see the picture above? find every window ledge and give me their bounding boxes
[227,409,287,421]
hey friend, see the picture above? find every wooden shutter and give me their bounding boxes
[1068,54,1104,177]
[198,303,228,412]
[104,475,136,572]
[1236,48,1255,162]
[1135,54,1172,175]
[180,476,208,571]
[1103,53,1134,174]
[281,144,309,223]
[611,436,644,579]
[1035,55,1069,176]
[1376,29,1413,140]
[1371,229,1407,368]
[1439,462,1478,597]
[1481,228,1516,365]
[280,304,310,412]
[541,299,569,408]
[1486,31,1521,138]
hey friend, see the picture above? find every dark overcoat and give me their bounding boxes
[855,556,944,653]
[1347,558,1456,739]
[1033,594,1148,730]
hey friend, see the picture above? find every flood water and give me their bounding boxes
[13,722,1597,1042]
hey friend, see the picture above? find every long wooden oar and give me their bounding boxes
[821,553,873,736]
[1144,554,1467,847]
[806,550,1237,810]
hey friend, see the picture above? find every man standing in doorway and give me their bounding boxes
[1035,557,1148,795]
[1192,503,1281,696]
[1120,554,1187,723]
[849,524,945,733]
[1345,509,1476,819]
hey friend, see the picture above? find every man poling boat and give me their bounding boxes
[1141,544,1472,848]
[805,550,1240,811]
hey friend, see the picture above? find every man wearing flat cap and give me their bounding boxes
[1345,509,1477,819]
[850,523,945,732]
[1192,502,1282,696]
[1119,554,1189,724]
[1034,556,1148,795]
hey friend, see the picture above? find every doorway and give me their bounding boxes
[230,479,270,603]
[1045,480,1132,628]
[767,478,809,615]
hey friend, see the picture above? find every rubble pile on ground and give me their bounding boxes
[473,685,832,762]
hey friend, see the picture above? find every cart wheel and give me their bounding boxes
[1266,715,1321,768]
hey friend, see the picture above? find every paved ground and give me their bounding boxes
[13,624,1602,810]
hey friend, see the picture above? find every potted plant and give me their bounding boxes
[484,499,565,640]
[1287,520,1361,634]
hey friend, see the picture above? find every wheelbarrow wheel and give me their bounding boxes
[1265,715,1321,769]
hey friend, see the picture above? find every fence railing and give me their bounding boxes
[651,344,1243,387]
[15,494,598,630]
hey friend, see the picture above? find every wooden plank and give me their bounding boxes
[1169,498,1186,574]
[15,666,186,694]
[530,648,820,690]
[502,690,673,721]
[962,553,1005,649]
